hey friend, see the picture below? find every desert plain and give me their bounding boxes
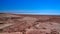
[0,13,60,34]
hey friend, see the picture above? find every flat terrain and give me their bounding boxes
[0,13,60,34]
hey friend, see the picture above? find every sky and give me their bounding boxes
[0,0,60,15]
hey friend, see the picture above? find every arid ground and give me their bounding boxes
[0,13,60,34]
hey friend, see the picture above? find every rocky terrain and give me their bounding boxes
[0,13,60,34]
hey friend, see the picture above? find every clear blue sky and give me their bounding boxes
[0,0,60,15]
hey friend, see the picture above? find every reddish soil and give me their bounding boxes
[0,13,60,34]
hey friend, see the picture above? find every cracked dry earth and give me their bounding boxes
[0,13,60,34]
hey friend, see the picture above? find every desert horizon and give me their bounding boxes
[0,13,60,34]
[0,0,60,34]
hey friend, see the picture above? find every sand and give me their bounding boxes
[0,13,60,34]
